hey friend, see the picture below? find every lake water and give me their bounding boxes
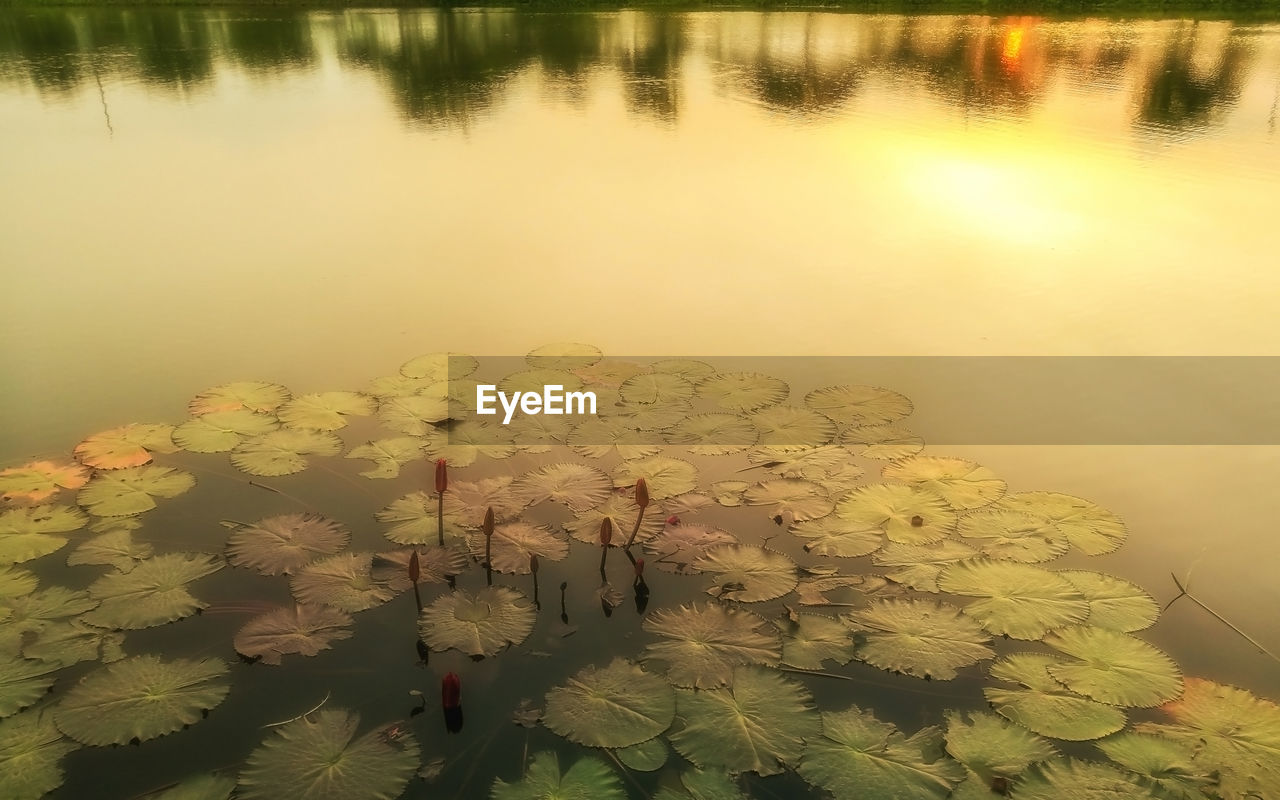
[1,8,1279,800]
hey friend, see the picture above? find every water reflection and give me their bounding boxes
[1,8,1273,135]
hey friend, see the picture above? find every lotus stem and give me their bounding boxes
[483,506,495,587]
[530,555,540,610]
[599,517,612,579]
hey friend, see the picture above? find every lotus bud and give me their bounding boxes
[483,507,495,537]
[409,549,421,584]
[530,554,540,574]
[635,478,650,510]
[435,459,448,494]
[634,558,645,577]
[666,515,680,526]
[441,672,461,710]
[599,517,613,547]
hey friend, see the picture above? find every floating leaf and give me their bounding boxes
[291,553,408,613]
[444,476,529,527]
[376,394,450,435]
[227,513,350,576]
[0,506,87,564]
[779,613,856,670]
[376,491,469,545]
[650,359,717,381]
[790,516,882,557]
[882,457,1005,510]
[668,414,758,455]
[234,605,354,665]
[804,385,913,425]
[669,666,819,776]
[66,528,153,571]
[0,587,97,653]
[0,462,90,504]
[652,767,746,800]
[996,492,1127,556]
[575,359,648,388]
[54,655,229,745]
[565,494,664,546]
[76,466,195,517]
[0,711,78,800]
[798,705,962,800]
[0,567,36,602]
[1011,759,1160,799]
[278,392,375,431]
[697,372,788,412]
[956,510,1069,563]
[873,540,978,592]
[238,709,418,800]
[937,559,1090,640]
[840,424,924,460]
[375,546,467,585]
[472,523,568,575]
[400,351,478,380]
[344,437,423,479]
[73,424,178,469]
[567,418,660,461]
[230,429,342,476]
[83,552,223,629]
[189,381,290,415]
[616,738,667,772]
[742,479,833,522]
[526,342,603,370]
[364,374,434,399]
[943,710,1056,785]
[748,445,852,480]
[642,603,781,688]
[983,653,1127,741]
[499,369,584,396]
[843,598,993,680]
[419,586,534,657]
[0,657,59,717]
[836,484,955,544]
[692,545,797,602]
[613,457,697,500]
[21,621,125,669]
[427,420,516,466]
[796,573,901,606]
[513,464,613,512]
[173,410,279,453]
[618,400,692,431]
[750,407,837,447]
[149,772,237,800]
[491,751,624,800]
[543,659,675,748]
[1059,571,1159,633]
[1096,732,1213,799]
[644,524,738,574]
[620,373,694,405]
[1044,626,1183,708]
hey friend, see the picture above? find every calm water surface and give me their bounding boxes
[1,8,1279,799]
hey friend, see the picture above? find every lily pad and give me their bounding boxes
[983,653,1128,741]
[937,559,1090,640]
[83,552,223,629]
[644,524,738,574]
[73,423,178,469]
[748,445,854,480]
[400,351,479,380]
[500,369,584,396]
[0,587,97,651]
[428,420,516,466]
[344,438,423,479]
[173,410,280,453]
[873,540,979,593]
[148,772,238,800]
[445,476,529,527]
[376,491,469,545]
[668,414,759,454]
[956,510,1069,563]
[842,598,994,680]
[0,462,90,504]
[943,710,1056,785]
[513,464,613,512]
[697,372,789,412]
[419,586,535,657]
[233,605,354,665]
[0,711,78,800]
[21,621,125,668]
[642,602,781,688]
[1059,571,1159,633]
[652,768,746,800]
[543,658,675,748]
[0,567,36,602]
[620,373,694,405]
[76,466,196,517]
[375,546,468,585]
[54,655,229,745]
[882,457,1005,510]
[526,342,603,370]
[742,479,833,522]
[613,457,698,500]
[790,516,882,557]
[840,424,925,460]
[291,553,409,613]
[491,750,624,800]
[1095,732,1214,799]
[1043,626,1183,708]
[227,513,350,576]
[691,544,797,602]
[1011,759,1161,799]
[804,385,913,425]
[567,418,661,461]
[650,359,717,381]
[798,705,962,800]
[230,429,343,476]
[995,492,1127,556]
[836,484,956,544]
[189,381,290,415]
[778,612,857,670]
[472,523,568,575]
[238,709,418,800]
[565,494,664,546]
[278,392,375,431]
[0,656,60,717]
[0,506,87,564]
[376,394,451,435]
[668,666,819,776]
[66,528,153,571]
[750,407,837,447]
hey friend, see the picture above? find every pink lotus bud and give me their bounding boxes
[435,459,448,494]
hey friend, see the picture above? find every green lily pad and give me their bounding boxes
[882,456,1005,510]
[400,351,479,380]
[668,413,759,454]
[0,587,97,651]
[513,464,613,512]
[742,479,833,522]
[620,372,695,405]
[230,429,343,476]
[73,423,178,469]
[836,484,956,545]
[21,621,125,668]
[1096,732,1213,799]
[956,510,1069,563]
[750,407,837,447]
[291,553,409,613]
[76,466,196,517]
[644,524,738,574]
[0,656,59,717]
[376,394,450,435]
[189,381,290,415]
[66,528,153,571]
[615,738,668,772]
[565,494,664,546]
[943,710,1056,784]
[1011,759,1161,799]
[54,655,229,745]
[0,506,87,564]
[173,410,280,453]
[669,666,819,776]
[642,602,781,688]
[148,772,238,800]
[983,653,1128,741]
[0,567,36,602]
[697,372,788,412]
[691,544,797,602]
[0,461,90,504]
[613,457,697,500]
[491,750,624,800]
[418,586,535,657]
[344,437,423,478]
[238,709,418,800]
[873,540,979,592]
[471,523,568,575]
[840,424,925,460]
[376,491,469,545]
[937,559,1090,640]
[0,711,78,800]
[995,492,1127,556]
[526,342,603,370]
[798,705,962,800]
[234,605,354,665]
[227,513,350,576]
[1043,626,1183,708]
[543,658,675,748]
[843,598,994,680]
[1058,571,1159,633]
[83,552,223,629]
[804,385,913,425]
[778,612,857,670]
[278,392,375,431]
[790,516,883,557]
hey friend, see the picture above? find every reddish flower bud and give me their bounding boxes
[665,515,680,526]
[409,549,421,584]
[483,507,495,537]
[599,517,613,547]
[435,459,448,494]
[634,558,645,577]
[635,478,650,510]
[442,672,461,710]
[530,554,539,574]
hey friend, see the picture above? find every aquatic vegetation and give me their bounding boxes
[0,343,1271,798]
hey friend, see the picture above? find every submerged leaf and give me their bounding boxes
[290,553,408,613]
[996,492,1127,556]
[668,666,819,776]
[83,552,223,629]
[983,653,1128,741]
[278,392,375,431]
[189,382,290,415]
[0,711,78,800]
[1043,626,1183,708]
[238,709,418,800]
[76,466,195,517]
[836,484,956,545]
[691,544,798,602]
[937,559,1090,640]
[73,423,178,469]
[227,513,350,576]
[233,605,354,665]
[642,603,781,688]
[230,429,342,476]
[843,598,994,680]
[543,659,675,748]
[54,655,229,745]
[882,457,1005,510]
[419,586,535,657]
[513,464,613,512]
[804,385,913,425]
[491,751,624,800]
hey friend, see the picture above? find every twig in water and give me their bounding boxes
[1166,570,1280,664]
[261,691,330,728]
